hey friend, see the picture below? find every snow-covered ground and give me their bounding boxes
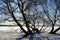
[0,32,60,40]
[0,23,60,40]
[0,26,59,33]
[0,27,20,32]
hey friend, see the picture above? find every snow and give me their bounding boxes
[0,25,60,40]
[0,32,60,40]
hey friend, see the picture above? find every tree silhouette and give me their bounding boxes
[0,0,60,38]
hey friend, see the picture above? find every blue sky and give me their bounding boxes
[0,0,59,22]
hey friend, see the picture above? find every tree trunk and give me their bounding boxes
[53,27,60,33]
[17,2,32,34]
[49,24,55,33]
[11,12,28,34]
[20,9,32,34]
[6,2,28,34]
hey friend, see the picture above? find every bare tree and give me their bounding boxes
[0,0,60,38]
[40,0,60,34]
[0,0,43,37]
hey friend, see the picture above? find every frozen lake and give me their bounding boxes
[0,26,60,40]
[0,26,59,33]
[0,32,60,40]
[0,32,29,40]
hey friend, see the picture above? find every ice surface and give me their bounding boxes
[0,32,60,40]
